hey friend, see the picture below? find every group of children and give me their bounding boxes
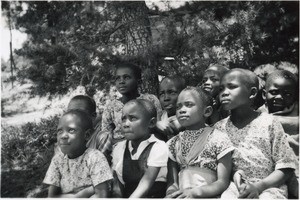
[43,60,299,198]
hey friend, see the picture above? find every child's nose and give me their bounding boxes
[60,131,68,139]
[204,79,212,85]
[179,108,186,114]
[119,77,125,84]
[164,94,171,101]
[274,93,283,99]
[221,89,229,97]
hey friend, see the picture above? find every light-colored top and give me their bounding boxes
[112,134,168,184]
[43,148,113,194]
[101,93,163,140]
[214,112,296,183]
[168,128,234,171]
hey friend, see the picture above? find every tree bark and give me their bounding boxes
[119,2,159,95]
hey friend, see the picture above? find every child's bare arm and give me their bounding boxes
[165,159,179,197]
[48,185,61,197]
[129,166,160,198]
[93,180,110,198]
[191,152,232,198]
[239,168,293,198]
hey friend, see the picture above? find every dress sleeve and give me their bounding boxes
[147,141,168,167]
[89,150,113,187]
[270,118,296,170]
[167,136,179,162]
[43,156,61,187]
[210,129,235,160]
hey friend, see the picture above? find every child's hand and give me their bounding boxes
[157,120,175,137]
[238,183,260,199]
[233,170,245,191]
[166,188,201,198]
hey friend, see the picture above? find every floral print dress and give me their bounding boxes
[43,148,113,194]
[214,112,296,199]
[168,128,234,173]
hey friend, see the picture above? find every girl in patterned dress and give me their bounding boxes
[43,110,113,197]
[214,68,296,199]
[166,86,234,198]
[89,61,162,159]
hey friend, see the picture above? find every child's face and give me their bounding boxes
[219,71,252,111]
[159,79,180,116]
[121,102,151,141]
[57,114,86,157]
[67,99,95,119]
[115,67,138,95]
[265,77,296,113]
[176,90,206,130]
[201,70,221,97]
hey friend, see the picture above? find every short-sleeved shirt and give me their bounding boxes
[214,112,296,183]
[168,128,234,171]
[43,148,113,194]
[101,93,162,140]
[112,135,168,184]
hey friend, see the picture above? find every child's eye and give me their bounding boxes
[129,116,137,121]
[115,76,120,82]
[219,86,224,91]
[185,102,195,108]
[269,90,279,95]
[69,128,76,133]
[176,103,183,110]
[124,75,131,80]
[228,84,238,89]
[57,129,63,135]
[284,92,292,97]
[211,78,219,82]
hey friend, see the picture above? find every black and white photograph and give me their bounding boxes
[1,1,299,198]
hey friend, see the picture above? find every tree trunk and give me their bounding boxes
[119,2,159,95]
[8,2,15,88]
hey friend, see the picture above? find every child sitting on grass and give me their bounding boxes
[214,68,296,199]
[43,110,113,198]
[200,64,230,125]
[166,86,234,198]
[112,99,168,198]
[156,75,186,141]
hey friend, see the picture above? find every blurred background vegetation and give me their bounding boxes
[1,1,299,197]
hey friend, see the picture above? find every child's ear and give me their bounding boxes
[148,117,157,129]
[204,106,213,118]
[262,89,266,101]
[84,129,93,141]
[249,87,258,100]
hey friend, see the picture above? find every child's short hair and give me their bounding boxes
[207,63,230,78]
[69,95,96,115]
[128,99,157,119]
[114,60,142,81]
[265,70,298,91]
[182,86,213,107]
[63,110,93,131]
[160,75,186,92]
[228,68,259,90]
